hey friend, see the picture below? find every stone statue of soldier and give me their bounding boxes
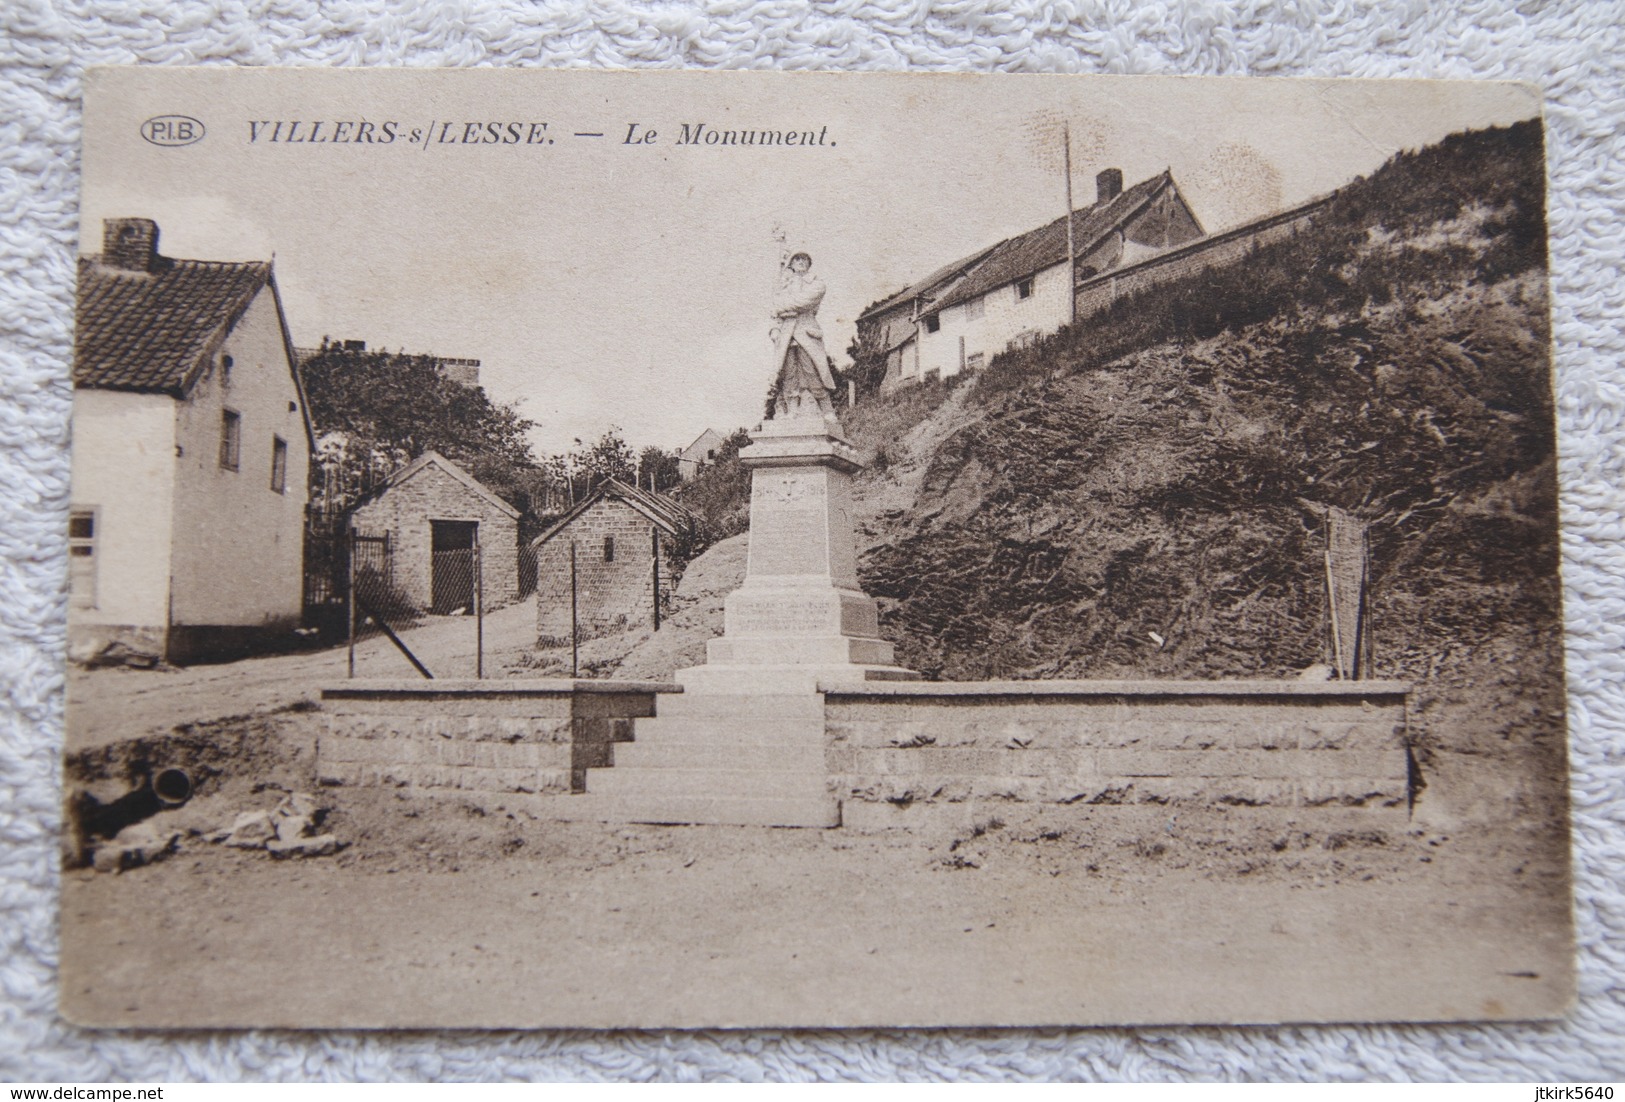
[769,237,838,422]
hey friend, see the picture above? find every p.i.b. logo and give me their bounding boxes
[140,115,205,147]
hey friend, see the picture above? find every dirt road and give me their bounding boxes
[59,804,1573,1029]
[65,599,540,752]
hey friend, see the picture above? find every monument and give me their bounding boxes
[684,244,917,692]
[574,243,917,826]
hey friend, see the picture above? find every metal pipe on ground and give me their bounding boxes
[64,767,193,866]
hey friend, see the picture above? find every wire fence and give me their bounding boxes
[533,532,669,678]
[310,521,673,681]
[343,529,490,680]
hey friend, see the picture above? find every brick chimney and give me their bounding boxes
[102,218,160,272]
[1096,168,1123,205]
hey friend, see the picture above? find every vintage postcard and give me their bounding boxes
[61,68,1572,1028]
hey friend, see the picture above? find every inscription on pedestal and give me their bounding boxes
[827,483,858,588]
[731,597,837,635]
[750,508,826,574]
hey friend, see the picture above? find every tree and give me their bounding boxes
[845,325,890,398]
[637,445,683,492]
[300,341,540,514]
[568,426,636,497]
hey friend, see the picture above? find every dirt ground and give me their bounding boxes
[58,703,1574,1029]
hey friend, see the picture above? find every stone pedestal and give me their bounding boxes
[575,410,915,827]
[680,411,918,693]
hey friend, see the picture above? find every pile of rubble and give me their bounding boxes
[87,791,339,873]
[213,792,338,859]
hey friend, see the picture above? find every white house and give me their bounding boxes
[853,244,1000,391]
[70,218,314,663]
[677,428,726,481]
[861,169,1205,388]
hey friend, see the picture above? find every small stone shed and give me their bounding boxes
[532,479,696,644]
[349,450,520,614]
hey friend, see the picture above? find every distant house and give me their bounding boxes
[677,428,726,481]
[70,218,315,663]
[531,479,696,644]
[859,168,1205,388]
[349,450,520,614]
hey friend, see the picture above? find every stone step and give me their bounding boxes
[654,693,826,719]
[676,663,920,695]
[586,766,829,799]
[630,715,825,746]
[548,793,840,828]
[706,635,896,667]
[612,740,826,771]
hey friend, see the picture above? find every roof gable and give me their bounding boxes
[371,450,521,519]
[75,253,273,395]
[531,478,697,549]
[681,428,725,460]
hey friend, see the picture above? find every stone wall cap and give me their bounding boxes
[321,678,682,698]
[818,678,1413,698]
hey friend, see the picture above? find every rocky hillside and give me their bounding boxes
[852,122,1557,687]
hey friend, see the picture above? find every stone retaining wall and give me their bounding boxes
[822,680,1412,830]
[1073,197,1333,322]
[316,677,1413,830]
[317,680,676,795]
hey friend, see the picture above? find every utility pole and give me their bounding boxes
[1064,125,1077,326]
[569,540,579,679]
[473,528,484,680]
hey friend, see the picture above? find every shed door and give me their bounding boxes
[430,520,478,615]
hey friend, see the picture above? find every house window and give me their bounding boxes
[68,509,96,609]
[219,410,241,471]
[1016,278,1034,300]
[603,536,615,562]
[220,354,234,385]
[270,436,288,494]
[923,313,940,334]
[964,297,985,321]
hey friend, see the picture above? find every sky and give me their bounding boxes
[81,70,1540,459]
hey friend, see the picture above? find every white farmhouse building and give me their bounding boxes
[70,218,314,663]
[860,169,1205,388]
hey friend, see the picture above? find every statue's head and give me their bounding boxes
[789,252,812,274]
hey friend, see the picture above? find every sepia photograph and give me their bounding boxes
[58,67,1573,1029]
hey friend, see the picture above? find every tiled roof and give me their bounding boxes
[930,172,1171,312]
[531,478,698,548]
[857,243,1002,325]
[75,254,271,394]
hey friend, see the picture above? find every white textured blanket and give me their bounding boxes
[1,0,1620,1081]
